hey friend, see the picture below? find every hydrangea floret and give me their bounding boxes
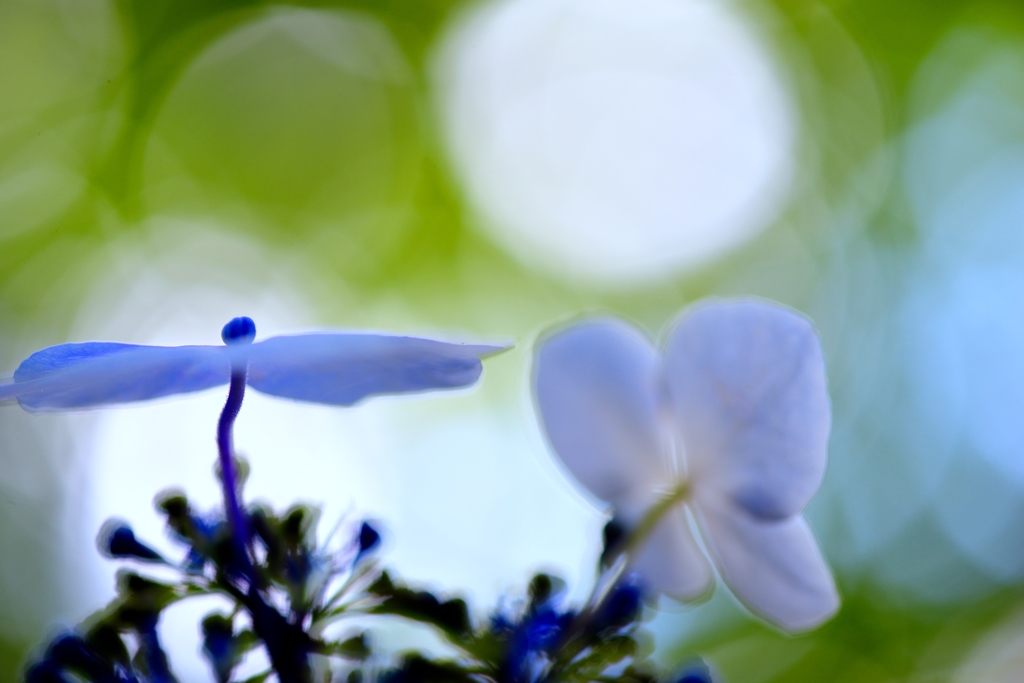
[533,299,840,632]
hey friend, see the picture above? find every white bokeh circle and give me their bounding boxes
[434,0,798,286]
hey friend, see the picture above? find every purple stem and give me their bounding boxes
[217,366,252,573]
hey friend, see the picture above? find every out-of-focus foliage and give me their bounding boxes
[6,0,1024,681]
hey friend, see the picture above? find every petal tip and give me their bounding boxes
[772,585,841,634]
[476,341,514,358]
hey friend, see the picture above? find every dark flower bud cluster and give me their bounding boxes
[364,549,707,683]
[25,464,384,683]
[24,457,715,683]
[20,350,715,683]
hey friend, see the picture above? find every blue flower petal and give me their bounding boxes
[694,499,839,632]
[664,299,830,520]
[246,334,508,406]
[628,507,712,601]
[533,318,668,508]
[10,342,230,412]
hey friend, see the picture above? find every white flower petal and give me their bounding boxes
[628,505,713,601]
[694,496,839,632]
[533,318,669,505]
[664,299,830,519]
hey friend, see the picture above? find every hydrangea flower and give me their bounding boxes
[533,299,839,632]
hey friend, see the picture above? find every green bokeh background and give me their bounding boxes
[3,0,1024,680]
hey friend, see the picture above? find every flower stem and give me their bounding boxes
[550,481,691,674]
[217,367,251,573]
[593,480,692,601]
[619,480,690,560]
[591,482,691,616]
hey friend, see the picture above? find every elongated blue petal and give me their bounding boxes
[246,334,508,405]
[10,342,230,412]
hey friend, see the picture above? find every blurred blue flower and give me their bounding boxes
[0,316,508,411]
[673,658,715,683]
[534,299,839,632]
[589,575,644,635]
[493,594,575,683]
